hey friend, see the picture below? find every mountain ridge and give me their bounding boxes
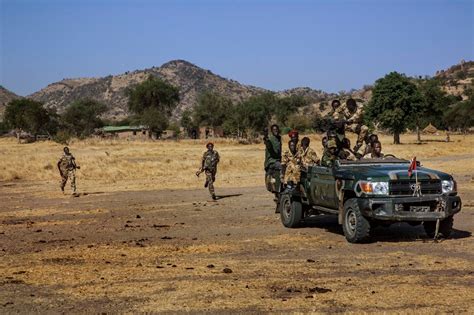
[3,59,472,121]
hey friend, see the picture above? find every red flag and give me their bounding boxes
[408,157,417,177]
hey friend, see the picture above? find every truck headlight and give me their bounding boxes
[441,180,456,193]
[360,181,389,195]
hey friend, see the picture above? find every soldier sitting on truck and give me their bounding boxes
[288,129,300,149]
[281,140,301,187]
[300,137,319,170]
[338,138,355,160]
[321,136,328,150]
[320,139,338,168]
[363,140,385,159]
[363,134,379,156]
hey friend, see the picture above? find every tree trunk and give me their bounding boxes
[416,126,421,144]
[394,132,400,144]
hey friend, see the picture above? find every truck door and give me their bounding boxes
[309,166,338,209]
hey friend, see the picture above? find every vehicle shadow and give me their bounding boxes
[216,194,243,200]
[301,216,471,243]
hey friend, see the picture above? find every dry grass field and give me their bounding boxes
[0,133,473,193]
[1,132,473,313]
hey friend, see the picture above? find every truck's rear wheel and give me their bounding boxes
[343,199,371,243]
[280,194,302,228]
[424,216,453,238]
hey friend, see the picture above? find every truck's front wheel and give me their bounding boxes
[423,216,454,238]
[280,194,302,228]
[343,199,371,243]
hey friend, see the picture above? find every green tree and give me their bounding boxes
[126,76,179,138]
[417,78,458,129]
[273,95,307,125]
[4,99,51,140]
[365,72,424,144]
[286,113,312,131]
[192,92,234,128]
[62,99,107,137]
[235,93,275,135]
[444,85,474,132]
[127,75,180,116]
[140,107,169,137]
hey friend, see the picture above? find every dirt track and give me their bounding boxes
[1,179,473,313]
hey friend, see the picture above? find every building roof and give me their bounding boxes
[102,126,145,133]
[422,123,438,134]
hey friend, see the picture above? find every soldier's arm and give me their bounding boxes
[72,156,78,169]
[57,159,62,174]
[201,153,206,170]
[350,107,364,124]
[216,151,220,164]
[280,152,289,179]
[264,137,277,155]
[310,150,320,164]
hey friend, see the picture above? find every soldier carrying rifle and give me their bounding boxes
[196,142,220,200]
[57,146,80,195]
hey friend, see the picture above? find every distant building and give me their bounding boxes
[198,126,224,139]
[102,126,150,140]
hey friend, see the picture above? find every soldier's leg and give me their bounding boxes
[352,124,369,152]
[205,171,215,199]
[60,174,67,192]
[356,125,369,147]
[69,170,77,193]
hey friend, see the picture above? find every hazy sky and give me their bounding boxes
[1,0,473,96]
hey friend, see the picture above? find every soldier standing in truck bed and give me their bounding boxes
[330,98,369,154]
[57,146,80,195]
[196,142,220,200]
[264,124,282,193]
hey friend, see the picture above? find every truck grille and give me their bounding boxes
[389,179,441,196]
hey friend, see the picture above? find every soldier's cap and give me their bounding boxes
[63,146,69,151]
[327,139,337,149]
[288,129,299,138]
[206,142,214,148]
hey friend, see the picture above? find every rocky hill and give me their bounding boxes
[0,86,21,118]
[435,60,474,100]
[25,59,473,121]
[29,60,270,120]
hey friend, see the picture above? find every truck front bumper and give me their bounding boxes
[358,194,461,221]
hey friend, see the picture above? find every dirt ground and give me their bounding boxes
[1,134,474,313]
[1,175,473,313]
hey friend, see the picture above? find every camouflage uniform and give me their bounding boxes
[331,103,369,150]
[264,134,282,192]
[58,153,77,193]
[201,150,220,198]
[320,139,338,168]
[300,147,319,169]
[338,149,356,161]
[281,149,301,184]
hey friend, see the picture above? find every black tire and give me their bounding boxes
[342,199,371,243]
[423,216,454,238]
[279,194,302,228]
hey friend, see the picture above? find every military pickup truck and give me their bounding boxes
[278,158,462,243]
